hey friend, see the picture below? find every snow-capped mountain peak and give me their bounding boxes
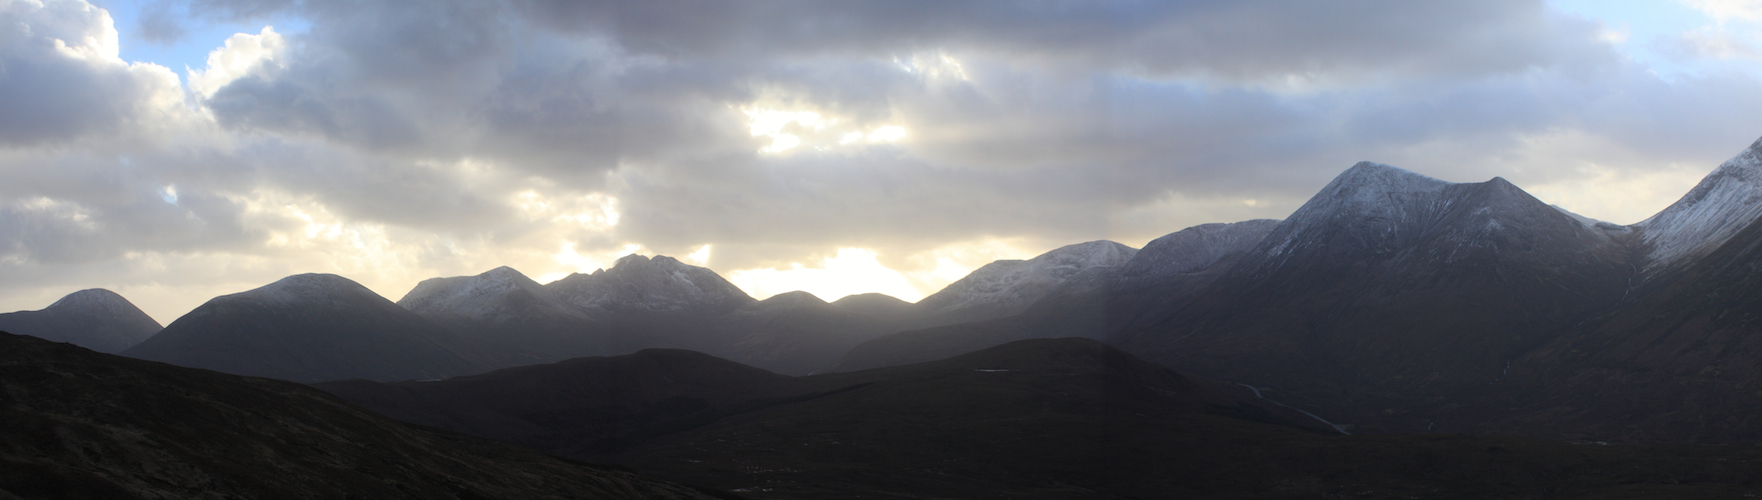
[397,266,573,322]
[0,288,162,354]
[545,254,755,315]
[1635,136,1762,276]
[231,273,388,308]
[46,289,143,316]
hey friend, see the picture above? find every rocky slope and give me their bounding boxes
[0,289,160,354]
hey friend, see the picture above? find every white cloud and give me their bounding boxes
[1680,0,1762,24]
[188,26,288,99]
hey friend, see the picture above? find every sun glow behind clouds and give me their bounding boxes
[724,240,1034,303]
[744,108,825,153]
[742,106,910,153]
[726,248,922,302]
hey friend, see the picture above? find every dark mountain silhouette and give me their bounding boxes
[0,332,730,500]
[829,292,914,317]
[711,291,903,375]
[0,289,160,354]
[322,337,1762,499]
[315,347,804,457]
[123,274,486,383]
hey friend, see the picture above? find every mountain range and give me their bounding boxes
[14,135,1762,497]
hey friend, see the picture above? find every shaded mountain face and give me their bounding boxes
[0,289,160,354]
[1109,162,1633,429]
[325,337,1762,499]
[913,240,1138,323]
[0,332,727,500]
[123,274,485,383]
[833,221,1277,373]
[547,254,755,316]
[398,266,611,369]
[1471,198,1762,444]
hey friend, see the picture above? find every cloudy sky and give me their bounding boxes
[4,0,1762,323]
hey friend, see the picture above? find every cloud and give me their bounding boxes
[0,0,189,146]
[1679,0,1762,24]
[3,0,1762,320]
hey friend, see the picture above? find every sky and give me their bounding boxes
[4,0,1762,325]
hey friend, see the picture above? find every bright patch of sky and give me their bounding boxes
[1551,0,1762,79]
[91,0,308,84]
[726,248,927,302]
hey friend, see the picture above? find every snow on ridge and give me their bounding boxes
[46,288,138,314]
[1635,137,1762,274]
[1255,162,1454,264]
[228,273,383,307]
[1120,219,1280,282]
[397,266,566,321]
[919,240,1137,315]
[547,253,754,313]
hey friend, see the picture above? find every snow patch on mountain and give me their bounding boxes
[47,289,148,318]
[0,288,162,354]
[1119,219,1280,284]
[1635,137,1762,275]
[917,240,1137,318]
[398,266,574,323]
[229,273,389,307]
[1243,162,1473,276]
[546,254,755,314]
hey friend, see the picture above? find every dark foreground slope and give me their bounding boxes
[322,338,1762,499]
[0,332,731,500]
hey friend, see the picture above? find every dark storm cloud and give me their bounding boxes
[511,0,1611,80]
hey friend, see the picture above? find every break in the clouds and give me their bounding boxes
[3,0,1762,323]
